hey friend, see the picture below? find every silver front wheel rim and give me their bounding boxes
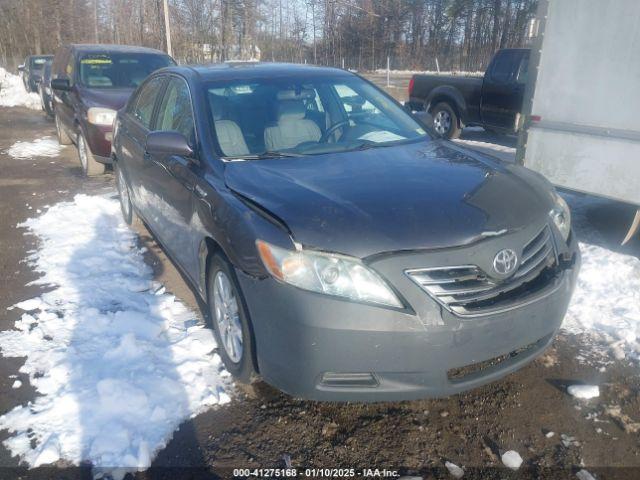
[213,271,243,363]
[433,110,452,135]
[78,135,88,171]
[117,167,131,219]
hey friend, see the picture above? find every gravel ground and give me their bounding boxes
[0,106,638,480]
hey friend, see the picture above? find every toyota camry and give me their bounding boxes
[112,63,580,401]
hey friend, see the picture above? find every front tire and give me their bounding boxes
[77,132,105,176]
[55,114,72,145]
[431,102,461,139]
[207,254,257,384]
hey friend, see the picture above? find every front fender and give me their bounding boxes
[193,171,294,297]
[425,85,468,123]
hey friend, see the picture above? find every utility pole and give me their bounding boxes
[163,0,173,57]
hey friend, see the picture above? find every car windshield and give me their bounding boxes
[204,74,429,159]
[78,52,174,89]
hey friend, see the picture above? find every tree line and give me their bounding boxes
[0,0,537,72]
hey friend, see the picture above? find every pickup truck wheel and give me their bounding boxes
[207,254,258,384]
[77,133,106,177]
[55,115,73,145]
[431,103,461,139]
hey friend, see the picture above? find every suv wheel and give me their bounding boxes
[77,133,105,176]
[431,102,461,139]
[207,254,258,384]
[55,115,72,145]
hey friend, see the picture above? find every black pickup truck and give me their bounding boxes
[406,48,530,139]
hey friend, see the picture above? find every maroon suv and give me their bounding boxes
[51,44,174,176]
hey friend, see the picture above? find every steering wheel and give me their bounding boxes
[319,120,350,143]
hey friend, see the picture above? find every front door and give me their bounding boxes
[146,76,200,279]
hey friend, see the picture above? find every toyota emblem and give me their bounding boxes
[493,249,518,276]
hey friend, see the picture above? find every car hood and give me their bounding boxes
[78,86,134,110]
[224,140,554,258]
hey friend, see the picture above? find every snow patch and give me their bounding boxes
[567,384,600,399]
[0,67,41,110]
[501,450,523,470]
[0,194,231,476]
[444,460,464,478]
[374,68,483,77]
[563,194,640,364]
[5,137,63,159]
[576,469,597,480]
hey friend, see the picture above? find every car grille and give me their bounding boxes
[406,226,559,317]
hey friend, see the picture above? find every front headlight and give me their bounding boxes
[87,107,117,126]
[256,240,402,308]
[549,191,571,241]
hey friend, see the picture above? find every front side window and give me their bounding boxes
[78,53,174,89]
[155,77,195,144]
[131,76,165,129]
[204,75,428,159]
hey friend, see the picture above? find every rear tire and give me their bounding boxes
[77,132,106,176]
[431,102,461,139]
[207,254,258,384]
[115,162,142,228]
[55,114,72,145]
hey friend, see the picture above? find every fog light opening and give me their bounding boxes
[320,372,379,388]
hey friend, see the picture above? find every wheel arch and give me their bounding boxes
[425,87,467,127]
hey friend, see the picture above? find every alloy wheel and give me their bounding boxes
[433,110,452,135]
[213,271,244,363]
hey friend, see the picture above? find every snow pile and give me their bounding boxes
[501,450,523,470]
[5,136,63,159]
[0,67,41,110]
[576,469,597,480]
[0,194,230,478]
[563,194,640,363]
[567,384,600,399]
[444,460,464,478]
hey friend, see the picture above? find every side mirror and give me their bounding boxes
[18,65,25,72]
[51,77,71,91]
[145,131,194,157]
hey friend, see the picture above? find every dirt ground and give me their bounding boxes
[0,106,639,480]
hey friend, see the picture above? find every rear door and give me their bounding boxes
[480,50,529,130]
[118,75,167,224]
[146,76,200,278]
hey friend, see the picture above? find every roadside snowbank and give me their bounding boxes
[5,136,63,159]
[0,194,230,478]
[0,67,41,110]
[564,194,640,363]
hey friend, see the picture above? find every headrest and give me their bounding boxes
[276,89,315,101]
[87,75,113,87]
[277,99,306,121]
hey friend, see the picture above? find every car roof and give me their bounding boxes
[68,44,169,56]
[162,62,353,82]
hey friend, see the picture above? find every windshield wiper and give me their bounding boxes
[224,150,307,160]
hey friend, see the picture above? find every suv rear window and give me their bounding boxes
[78,53,174,89]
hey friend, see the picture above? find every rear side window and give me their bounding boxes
[155,77,195,144]
[131,77,165,129]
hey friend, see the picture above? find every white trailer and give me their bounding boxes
[517,0,640,242]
